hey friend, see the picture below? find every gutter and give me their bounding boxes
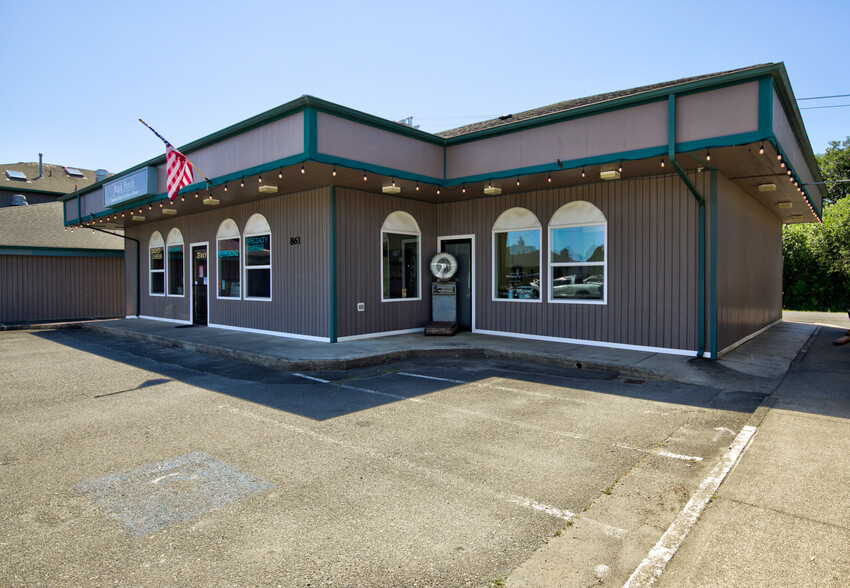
[668,94,707,358]
[88,222,141,318]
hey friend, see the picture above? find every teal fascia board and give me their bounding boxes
[304,107,318,158]
[309,153,444,186]
[447,145,669,187]
[758,77,773,135]
[0,246,124,258]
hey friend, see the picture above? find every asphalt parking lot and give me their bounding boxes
[1,328,766,587]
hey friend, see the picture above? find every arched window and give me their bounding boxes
[492,207,541,300]
[217,219,241,299]
[548,201,607,303]
[149,231,165,296]
[166,228,185,297]
[244,214,271,300]
[381,211,420,301]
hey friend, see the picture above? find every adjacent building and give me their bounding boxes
[61,63,825,357]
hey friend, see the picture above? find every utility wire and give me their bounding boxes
[797,93,850,101]
[799,104,850,110]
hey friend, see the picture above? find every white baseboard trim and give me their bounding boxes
[207,322,330,343]
[337,327,422,342]
[473,328,702,358]
[136,315,193,325]
[716,318,781,358]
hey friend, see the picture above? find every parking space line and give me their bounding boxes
[302,373,704,463]
[622,425,758,587]
[216,403,625,539]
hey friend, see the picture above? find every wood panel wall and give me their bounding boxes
[127,187,330,338]
[715,174,782,352]
[335,187,437,338]
[436,173,705,351]
[0,254,124,323]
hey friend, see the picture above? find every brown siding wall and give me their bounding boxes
[437,174,705,352]
[126,187,330,338]
[336,188,436,338]
[715,174,782,352]
[0,254,124,322]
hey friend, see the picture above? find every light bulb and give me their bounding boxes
[581,167,586,178]
[258,175,262,183]
[332,166,336,177]
[759,142,765,154]
[618,162,623,173]
[224,184,228,192]
[301,164,305,174]
[661,157,665,168]
[706,149,711,161]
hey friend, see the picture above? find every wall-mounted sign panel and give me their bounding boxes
[104,167,158,207]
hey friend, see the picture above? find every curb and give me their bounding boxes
[82,322,677,383]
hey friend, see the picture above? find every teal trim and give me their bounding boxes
[448,145,669,186]
[669,94,706,357]
[770,139,823,221]
[758,77,773,135]
[329,185,337,343]
[310,152,444,185]
[0,246,124,258]
[675,131,766,154]
[304,107,318,158]
[709,170,718,359]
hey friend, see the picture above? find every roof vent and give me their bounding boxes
[10,194,28,206]
[96,169,110,182]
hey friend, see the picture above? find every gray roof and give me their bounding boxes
[0,201,123,250]
[436,64,773,139]
[1,162,104,195]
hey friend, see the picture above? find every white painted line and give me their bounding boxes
[622,425,758,588]
[293,373,331,384]
[397,371,466,384]
[299,373,703,462]
[216,404,623,538]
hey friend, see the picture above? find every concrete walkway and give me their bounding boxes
[79,316,821,394]
[655,322,850,587]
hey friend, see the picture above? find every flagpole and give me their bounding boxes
[138,118,212,187]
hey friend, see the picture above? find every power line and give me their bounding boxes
[797,93,850,101]
[799,104,850,110]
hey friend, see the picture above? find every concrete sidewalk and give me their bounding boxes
[655,323,850,587]
[77,316,820,393]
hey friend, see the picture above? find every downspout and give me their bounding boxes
[329,185,337,343]
[89,222,141,319]
[668,94,706,357]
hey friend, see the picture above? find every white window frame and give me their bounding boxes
[243,213,272,302]
[216,219,241,300]
[547,201,608,305]
[491,207,542,303]
[381,211,422,302]
[166,228,185,298]
[149,231,165,297]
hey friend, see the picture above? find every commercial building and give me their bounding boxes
[1,162,123,324]
[61,63,824,357]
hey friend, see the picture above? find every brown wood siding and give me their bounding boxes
[436,174,704,351]
[128,188,330,337]
[715,174,782,352]
[336,188,436,338]
[0,254,124,322]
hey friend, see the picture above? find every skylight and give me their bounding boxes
[5,170,27,180]
[64,167,84,177]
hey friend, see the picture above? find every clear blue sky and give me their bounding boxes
[3,0,849,173]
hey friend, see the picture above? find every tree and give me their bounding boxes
[782,196,850,311]
[815,136,850,205]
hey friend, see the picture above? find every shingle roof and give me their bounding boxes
[0,201,123,250]
[436,64,774,139]
[1,162,104,195]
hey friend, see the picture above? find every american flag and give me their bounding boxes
[166,145,193,200]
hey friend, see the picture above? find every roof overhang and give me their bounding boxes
[62,62,824,229]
